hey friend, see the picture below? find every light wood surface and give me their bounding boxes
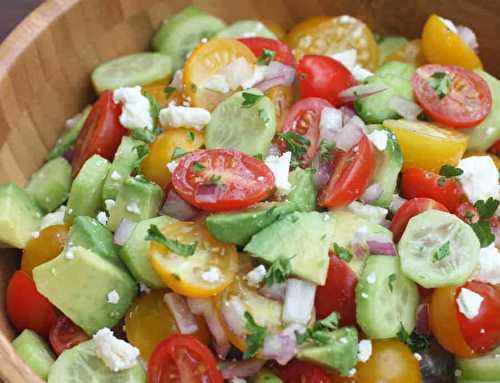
[0,0,499,382]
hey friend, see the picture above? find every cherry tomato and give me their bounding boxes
[384,39,425,67]
[279,97,332,165]
[72,90,127,176]
[6,271,58,338]
[279,360,332,383]
[390,198,448,242]
[430,287,475,357]
[318,135,375,208]
[455,201,480,225]
[49,315,89,355]
[148,334,223,383]
[238,37,295,67]
[400,168,465,212]
[412,64,492,129]
[265,85,294,133]
[488,140,500,156]
[297,55,355,107]
[172,149,274,212]
[315,255,357,326]
[456,282,500,353]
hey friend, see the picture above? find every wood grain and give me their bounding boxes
[0,0,498,382]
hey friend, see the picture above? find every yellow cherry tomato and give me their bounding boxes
[21,224,69,276]
[262,20,287,40]
[150,222,239,298]
[183,38,257,111]
[421,14,482,70]
[383,119,468,172]
[264,85,294,133]
[384,39,426,67]
[287,16,378,71]
[124,290,210,360]
[141,128,204,189]
[142,77,171,107]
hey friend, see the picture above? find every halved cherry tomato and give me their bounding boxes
[6,271,58,338]
[49,315,89,355]
[278,97,332,165]
[384,39,425,67]
[238,37,295,67]
[279,359,332,383]
[72,90,127,176]
[390,198,448,242]
[430,287,475,357]
[456,282,500,353]
[297,55,355,107]
[172,149,274,212]
[400,168,465,212]
[488,140,500,156]
[412,64,492,128]
[21,224,69,276]
[265,85,294,133]
[318,135,375,208]
[315,254,357,326]
[148,334,223,383]
[455,201,480,225]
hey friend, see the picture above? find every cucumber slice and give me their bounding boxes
[377,36,408,65]
[206,89,276,157]
[457,347,500,381]
[152,6,226,71]
[92,53,172,94]
[216,20,277,39]
[48,340,146,383]
[458,380,500,383]
[356,255,418,339]
[398,210,480,288]
[12,329,55,380]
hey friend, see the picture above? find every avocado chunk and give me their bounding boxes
[12,329,55,380]
[107,177,164,231]
[25,157,72,213]
[65,155,111,224]
[102,137,142,202]
[287,168,317,212]
[120,216,177,288]
[0,183,43,248]
[250,369,283,383]
[244,212,335,285]
[297,327,358,376]
[377,36,408,65]
[33,246,137,335]
[355,61,416,124]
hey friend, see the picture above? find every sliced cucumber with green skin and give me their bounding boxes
[458,380,500,383]
[457,347,500,381]
[48,340,146,383]
[398,210,480,288]
[216,20,277,39]
[206,89,276,157]
[92,53,172,94]
[152,6,226,71]
[356,255,418,339]
[12,329,55,380]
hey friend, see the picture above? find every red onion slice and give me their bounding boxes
[194,184,218,204]
[416,303,431,335]
[457,25,479,52]
[164,293,199,335]
[220,297,246,338]
[282,279,316,324]
[335,115,365,152]
[113,219,137,246]
[389,96,422,121]
[389,194,407,214]
[161,189,199,221]
[340,106,355,124]
[259,282,286,301]
[255,62,295,92]
[63,147,75,162]
[261,324,303,365]
[311,155,331,190]
[360,183,382,204]
[339,83,388,102]
[221,359,266,379]
[366,239,397,256]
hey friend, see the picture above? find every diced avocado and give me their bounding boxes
[25,157,72,213]
[297,327,358,376]
[65,155,111,224]
[33,246,137,335]
[67,216,123,269]
[12,329,55,380]
[107,177,164,231]
[0,183,43,248]
[244,212,335,285]
[377,36,408,65]
[102,137,142,201]
[287,168,317,212]
[120,216,177,288]
[355,61,416,124]
[365,125,403,208]
[250,369,283,383]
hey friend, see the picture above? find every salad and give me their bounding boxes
[2,7,499,383]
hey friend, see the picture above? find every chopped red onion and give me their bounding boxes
[221,57,255,90]
[319,107,343,143]
[339,83,388,103]
[340,107,355,124]
[221,359,266,379]
[361,183,382,203]
[311,155,331,190]
[335,115,365,151]
[283,279,316,324]
[161,189,199,221]
[416,303,431,336]
[389,194,407,214]
[164,293,199,335]
[220,297,246,338]
[255,62,296,92]
[457,25,479,52]
[261,324,303,365]
[194,184,218,204]
[63,147,74,162]
[366,238,397,256]
[113,219,137,246]
[389,96,423,121]
[170,69,184,92]
[259,282,286,301]
[494,225,500,248]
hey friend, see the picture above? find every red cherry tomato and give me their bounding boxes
[318,135,376,208]
[297,55,355,107]
[72,90,127,176]
[49,315,89,355]
[238,37,295,67]
[412,64,492,128]
[172,149,274,212]
[315,254,357,326]
[6,271,58,338]
[488,140,500,156]
[148,334,223,383]
[279,360,332,383]
[456,282,500,353]
[400,168,465,212]
[390,198,449,242]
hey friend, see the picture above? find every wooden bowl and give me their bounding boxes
[0,0,499,381]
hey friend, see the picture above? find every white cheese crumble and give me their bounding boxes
[472,244,500,284]
[203,74,230,93]
[126,202,141,215]
[113,87,153,131]
[96,211,108,225]
[93,328,139,372]
[458,156,499,203]
[104,199,116,211]
[347,201,388,225]
[348,368,357,377]
[166,160,179,173]
[367,130,388,151]
[357,339,372,363]
[64,247,75,260]
[31,231,40,239]
[414,353,422,361]
[265,151,292,193]
[40,206,66,230]
[246,265,267,286]
[366,272,377,284]
[330,49,373,81]
[201,266,222,283]
[110,171,122,181]
[456,287,484,319]
[159,105,211,130]
[107,290,120,304]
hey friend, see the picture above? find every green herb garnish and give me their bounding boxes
[258,109,270,124]
[428,72,452,99]
[319,140,336,162]
[432,241,451,263]
[187,131,195,141]
[145,224,197,257]
[133,144,150,171]
[171,147,188,160]
[439,164,463,178]
[388,273,397,292]
[131,128,156,143]
[279,131,311,167]
[334,243,352,263]
[296,312,340,346]
[192,161,205,173]
[243,312,267,359]
[397,323,430,353]
[164,86,177,97]
[475,197,499,220]
[257,48,277,65]
[470,220,496,248]
[207,174,223,186]
[263,257,293,287]
[241,92,264,108]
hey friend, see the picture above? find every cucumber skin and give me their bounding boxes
[12,329,55,380]
[457,347,500,381]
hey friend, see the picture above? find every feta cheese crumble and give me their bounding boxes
[107,290,120,304]
[126,202,141,215]
[357,339,372,362]
[113,87,153,131]
[330,49,373,81]
[367,130,388,151]
[166,160,179,173]
[472,244,500,284]
[203,74,230,93]
[31,231,40,239]
[347,201,388,225]
[93,328,139,372]
[159,105,211,130]
[456,287,484,319]
[458,156,499,204]
[246,265,267,286]
[96,211,108,225]
[40,206,66,230]
[201,266,222,283]
[265,151,292,193]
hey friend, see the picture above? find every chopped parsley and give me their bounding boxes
[439,164,463,178]
[171,147,188,160]
[397,323,430,353]
[256,48,276,65]
[191,83,198,93]
[319,140,336,162]
[263,256,293,287]
[432,241,451,263]
[253,153,264,160]
[145,224,197,257]
[187,131,195,141]
[469,197,499,247]
[475,197,499,220]
[144,91,160,126]
[437,176,447,188]
[131,128,156,143]
[164,86,177,97]
[428,72,452,99]
[241,92,264,108]
[388,273,397,292]
[258,109,270,124]
[279,131,310,167]
[133,144,149,171]
[296,312,340,346]
[207,174,223,186]
[334,243,352,263]
[192,161,205,173]
[243,312,267,359]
